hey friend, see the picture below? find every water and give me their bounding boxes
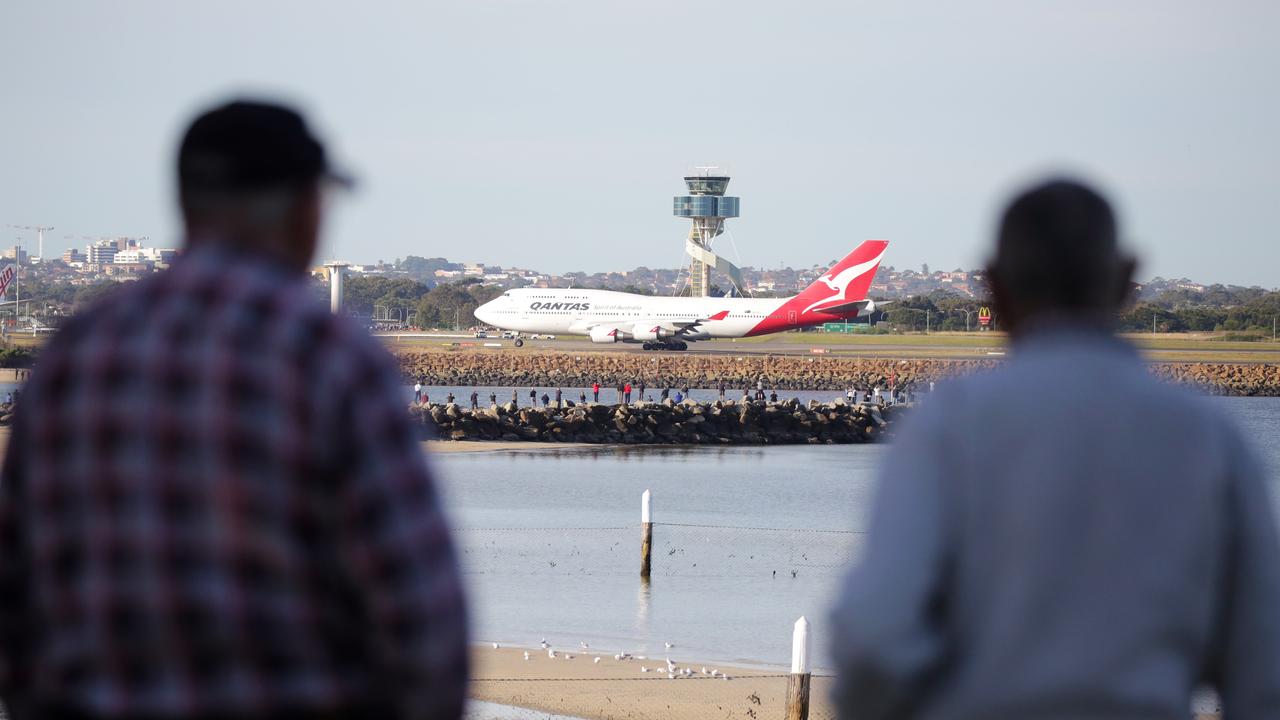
[432,396,1280,675]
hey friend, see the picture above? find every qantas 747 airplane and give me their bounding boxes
[473,240,888,350]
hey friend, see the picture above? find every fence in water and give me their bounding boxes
[455,491,864,719]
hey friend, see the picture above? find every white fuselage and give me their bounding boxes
[474,288,794,340]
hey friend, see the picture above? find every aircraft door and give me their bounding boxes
[788,310,797,325]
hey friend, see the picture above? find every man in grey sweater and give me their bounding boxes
[831,179,1280,719]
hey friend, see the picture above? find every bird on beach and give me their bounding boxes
[523,652,531,661]
[594,657,601,664]
[492,642,499,650]
[548,649,557,659]
[580,641,589,649]
[701,667,709,675]
[540,639,550,649]
[640,666,649,673]
[665,642,674,649]
[565,654,574,660]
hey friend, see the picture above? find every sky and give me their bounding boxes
[2,1,1277,287]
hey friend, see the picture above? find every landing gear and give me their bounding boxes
[513,338,524,347]
[642,341,688,351]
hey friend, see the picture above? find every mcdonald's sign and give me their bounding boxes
[978,306,992,327]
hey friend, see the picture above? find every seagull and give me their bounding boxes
[492,642,500,650]
[548,649,557,659]
[668,673,676,680]
[523,651,531,661]
[665,642,674,649]
[580,641,589,649]
[540,639,550,649]
[640,666,649,673]
[594,657,601,664]
[565,654,574,660]
[710,669,719,677]
[701,667,709,675]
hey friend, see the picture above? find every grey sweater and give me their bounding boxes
[831,328,1280,719]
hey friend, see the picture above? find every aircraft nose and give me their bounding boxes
[473,301,494,325]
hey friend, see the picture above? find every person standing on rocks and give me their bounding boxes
[555,387,562,408]
[414,380,423,403]
[469,390,479,410]
[661,387,670,401]
[512,388,519,407]
[530,388,537,406]
[624,381,632,404]
[579,390,587,405]
[541,392,550,407]
[718,382,726,400]
[592,381,600,402]
[489,391,497,407]
[831,178,1280,719]
[446,391,455,405]
[0,100,468,719]
[615,381,624,404]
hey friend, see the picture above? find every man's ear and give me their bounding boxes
[1114,255,1139,309]
[985,263,1015,334]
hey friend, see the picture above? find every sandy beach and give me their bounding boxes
[470,645,834,720]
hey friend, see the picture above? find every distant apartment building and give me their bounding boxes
[63,248,83,264]
[86,242,118,265]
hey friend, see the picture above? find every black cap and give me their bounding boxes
[177,99,353,196]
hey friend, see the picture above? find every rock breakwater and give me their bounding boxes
[397,350,986,392]
[410,398,897,445]
[395,350,1280,397]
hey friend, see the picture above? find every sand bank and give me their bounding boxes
[469,645,833,720]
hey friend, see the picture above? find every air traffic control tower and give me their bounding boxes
[673,169,745,297]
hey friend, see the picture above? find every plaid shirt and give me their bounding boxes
[0,244,467,718]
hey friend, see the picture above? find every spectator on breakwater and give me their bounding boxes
[592,381,600,402]
[624,382,632,404]
[470,390,479,410]
[489,391,497,407]
[414,380,422,403]
[831,178,1280,719]
[0,100,467,719]
[511,388,519,407]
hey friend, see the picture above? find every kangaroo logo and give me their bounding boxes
[801,248,886,316]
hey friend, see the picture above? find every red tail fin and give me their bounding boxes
[796,240,888,313]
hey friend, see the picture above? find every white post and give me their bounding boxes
[786,616,812,720]
[791,616,810,674]
[640,489,652,580]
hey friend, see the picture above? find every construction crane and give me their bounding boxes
[6,224,54,260]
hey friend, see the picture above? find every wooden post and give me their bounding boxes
[785,616,811,720]
[640,489,652,580]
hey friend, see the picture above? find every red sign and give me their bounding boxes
[0,264,15,299]
[978,306,992,327]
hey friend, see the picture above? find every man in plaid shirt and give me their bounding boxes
[0,101,468,719]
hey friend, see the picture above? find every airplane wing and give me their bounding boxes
[572,310,729,337]
[812,300,890,316]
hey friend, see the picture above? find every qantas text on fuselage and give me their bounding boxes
[473,240,889,350]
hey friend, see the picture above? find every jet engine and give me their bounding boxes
[630,324,673,342]
[589,326,622,344]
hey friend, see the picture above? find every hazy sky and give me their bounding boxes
[3,1,1277,286]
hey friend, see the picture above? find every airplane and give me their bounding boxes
[473,239,888,351]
